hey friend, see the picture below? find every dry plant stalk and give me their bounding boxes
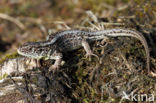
[0,13,25,30]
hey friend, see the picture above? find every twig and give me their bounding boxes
[0,13,25,30]
[18,17,42,24]
[54,21,71,29]
[9,76,36,103]
[86,10,98,23]
[118,49,134,71]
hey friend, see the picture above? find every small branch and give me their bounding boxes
[54,21,71,29]
[119,49,134,71]
[0,13,25,30]
[86,10,98,23]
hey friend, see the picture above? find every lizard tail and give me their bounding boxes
[91,29,150,73]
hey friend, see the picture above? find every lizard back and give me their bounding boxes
[46,29,150,72]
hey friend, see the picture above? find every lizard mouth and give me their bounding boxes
[17,48,43,59]
[17,48,33,58]
[17,48,28,57]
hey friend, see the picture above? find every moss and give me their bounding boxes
[83,98,89,103]
[89,87,97,98]
[0,73,8,80]
[0,52,18,64]
[0,6,14,15]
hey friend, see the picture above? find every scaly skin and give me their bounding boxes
[17,28,151,74]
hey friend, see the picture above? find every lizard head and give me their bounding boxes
[17,41,56,59]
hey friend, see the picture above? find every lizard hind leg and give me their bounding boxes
[82,40,99,61]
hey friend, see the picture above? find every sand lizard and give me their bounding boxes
[17,28,150,74]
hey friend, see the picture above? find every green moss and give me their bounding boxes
[0,6,14,15]
[90,87,96,97]
[0,52,18,64]
[83,98,89,103]
[0,73,8,80]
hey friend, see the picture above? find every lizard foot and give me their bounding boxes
[149,71,156,77]
[85,52,99,61]
[49,65,60,73]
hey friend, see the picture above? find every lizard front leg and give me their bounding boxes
[49,51,63,72]
[49,58,62,72]
[82,40,99,60]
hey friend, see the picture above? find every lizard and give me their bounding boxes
[17,28,151,74]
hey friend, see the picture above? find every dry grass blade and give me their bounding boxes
[118,49,134,71]
[0,13,25,30]
[86,10,98,23]
[54,21,71,29]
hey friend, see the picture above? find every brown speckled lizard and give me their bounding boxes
[17,28,151,74]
